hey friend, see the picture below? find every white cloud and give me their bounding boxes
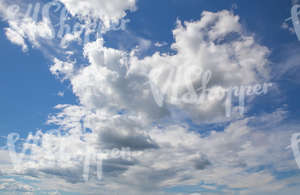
[50,58,75,80]
[0,181,34,192]
[1,9,55,52]
[0,0,137,54]
[57,0,137,30]
[4,28,28,51]
[0,0,55,49]
[129,10,270,123]
[50,10,271,126]
[2,103,298,195]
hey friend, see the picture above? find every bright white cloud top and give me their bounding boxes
[58,0,137,29]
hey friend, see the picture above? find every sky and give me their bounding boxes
[0,0,300,194]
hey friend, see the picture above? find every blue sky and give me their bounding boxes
[0,0,300,195]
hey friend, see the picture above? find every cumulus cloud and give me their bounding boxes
[129,10,271,124]
[64,38,170,122]
[0,5,297,195]
[61,10,271,124]
[57,0,137,30]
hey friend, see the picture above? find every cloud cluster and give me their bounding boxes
[0,0,59,52]
[0,0,137,54]
[3,108,299,195]
[129,11,270,123]
[58,10,271,125]
[0,1,298,194]
[0,178,34,193]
